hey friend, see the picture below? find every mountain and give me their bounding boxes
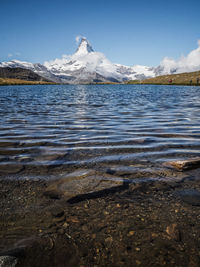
[0,67,52,82]
[0,38,156,83]
[0,60,62,83]
[43,38,156,83]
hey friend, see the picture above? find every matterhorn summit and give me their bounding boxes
[0,37,156,83]
[74,37,94,56]
[43,37,156,83]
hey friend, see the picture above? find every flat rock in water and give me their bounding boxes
[0,256,17,267]
[177,189,200,206]
[44,169,124,202]
[163,157,200,171]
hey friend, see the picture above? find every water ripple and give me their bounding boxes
[0,84,200,181]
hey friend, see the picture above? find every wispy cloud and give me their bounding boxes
[75,35,87,44]
[7,52,21,58]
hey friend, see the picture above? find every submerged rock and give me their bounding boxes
[43,189,62,199]
[44,169,125,202]
[164,157,200,171]
[50,207,64,218]
[0,256,17,267]
[177,189,200,206]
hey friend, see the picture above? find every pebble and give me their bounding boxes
[57,228,65,235]
[128,231,135,236]
[62,222,69,228]
[151,233,158,238]
[82,225,88,231]
[92,234,96,239]
[50,207,64,218]
[105,237,112,243]
[165,223,181,241]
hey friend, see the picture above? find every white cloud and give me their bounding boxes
[160,40,200,74]
[7,52,21,58]
[75,35,87,44]
[75,35,81,44]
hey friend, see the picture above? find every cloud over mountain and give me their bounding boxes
[159,40,200,74]
[1,37,200,83]
[43,37,155,83]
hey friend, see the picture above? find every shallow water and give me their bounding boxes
[0,84,200,181]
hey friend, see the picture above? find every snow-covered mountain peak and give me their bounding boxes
[74,37,94,56]
[0,37,156,83]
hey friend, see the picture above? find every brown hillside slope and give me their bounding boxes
[0,78,55,86]
[127,71,200,85]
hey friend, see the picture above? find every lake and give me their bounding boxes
[1,84,200,182]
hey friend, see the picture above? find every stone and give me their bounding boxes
[0,256,17,267]
[151,233,158,239]
[177,189,200,206]
[43,189,61,199]
[164,157,200,171]
[128,231,135,236]
[165,224,181,241]
[105,237,113,244]
[50,207,64,218]
[62,222,69,228]
[67,216,79,223]
[57,229,65,235]
[44,169,124,202]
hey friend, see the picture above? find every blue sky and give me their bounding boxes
[1,0,200,66]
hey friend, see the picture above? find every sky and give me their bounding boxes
[0,0,200,67]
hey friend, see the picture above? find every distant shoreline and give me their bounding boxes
[1,70,200,87]
[126,70,200,87]
[0,78,57,86]
[1,82,200,87]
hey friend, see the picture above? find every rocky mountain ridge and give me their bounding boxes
[0,38,157,83]
[0,67,52,82]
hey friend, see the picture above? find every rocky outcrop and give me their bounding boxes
[0,67,52,82]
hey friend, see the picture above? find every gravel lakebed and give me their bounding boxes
[1,164,200,267]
